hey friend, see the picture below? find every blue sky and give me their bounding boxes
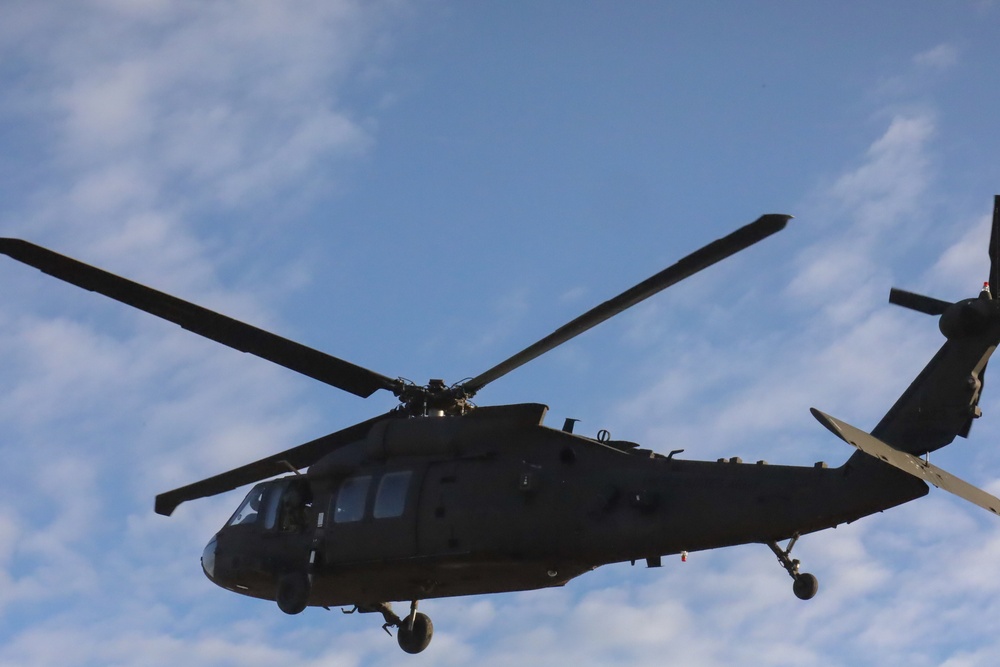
[2,2,1000,665]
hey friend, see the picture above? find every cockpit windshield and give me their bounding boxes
[228,483,267,526]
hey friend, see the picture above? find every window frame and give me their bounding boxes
[332,475,372,524]
[227,482,268,527]
[373,470,413,519]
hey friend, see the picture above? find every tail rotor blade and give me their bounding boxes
[990,194,1000,296]
[888,288,951,316]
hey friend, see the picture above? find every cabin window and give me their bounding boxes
[228,483,267,526]
[334,475,371,523]
[374,471,412,519]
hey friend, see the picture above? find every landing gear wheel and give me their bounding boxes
[793,573,819,601]
[276,572,310,615]
[397,612,433,654]
[767,535,819,601]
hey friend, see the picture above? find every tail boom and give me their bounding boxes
[812,408,1000,517]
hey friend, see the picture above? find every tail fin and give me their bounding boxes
[811,408,1000,517]
[808,197,1000,518]
[873,195,1000,455]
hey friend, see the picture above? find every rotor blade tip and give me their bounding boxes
[154,496,178,517]
[752,213,793,235]
[765,213,793,226]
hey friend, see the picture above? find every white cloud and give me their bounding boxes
[828,115,934,232]
[914,43,960,70]
[3,0,392,287]
[928,211,993,295]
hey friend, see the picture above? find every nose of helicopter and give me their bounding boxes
[202,535,218,581]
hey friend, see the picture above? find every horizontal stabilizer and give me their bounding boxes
[810,408,1000,517]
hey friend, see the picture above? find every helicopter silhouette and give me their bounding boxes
[2,201,999,654]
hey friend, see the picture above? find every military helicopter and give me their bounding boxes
[2,201,1000,654]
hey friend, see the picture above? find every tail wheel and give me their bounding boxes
[767,535,820,601]
[793,573,819,600]
[397,612,434,654]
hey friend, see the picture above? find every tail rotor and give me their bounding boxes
[880,195,1000,444]
[889,196,1000,337]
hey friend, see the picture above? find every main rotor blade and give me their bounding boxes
[0,239,401,399]
[155,410,398,516]
[888,288,951,316]
[461,213,791,396]
[990,194,1000,296]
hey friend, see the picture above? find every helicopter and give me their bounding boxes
[2,201,1000,654]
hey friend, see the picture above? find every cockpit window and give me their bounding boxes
[334,476,371,523]
[374,471,412,519]
[263,483,283,530]
[278,480,312,532]
[228,483,267,526]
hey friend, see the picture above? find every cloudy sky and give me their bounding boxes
[3,2,1000,665]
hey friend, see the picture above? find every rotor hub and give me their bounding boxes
[394,379,473,417]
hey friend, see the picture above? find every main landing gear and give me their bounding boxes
[348,601,435,654]
[276,571,311,615]
[767,534,819,601]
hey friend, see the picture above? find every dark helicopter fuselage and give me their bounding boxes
[203,402,927,608]
[7,204,1000,653]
